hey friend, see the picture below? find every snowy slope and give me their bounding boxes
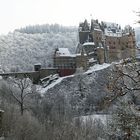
[38,63,112,115]
[38,63,111,96]
[85,63,110,74]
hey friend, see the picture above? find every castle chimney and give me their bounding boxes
[34,63,41,71]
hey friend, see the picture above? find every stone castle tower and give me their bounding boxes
[78,19,136,63]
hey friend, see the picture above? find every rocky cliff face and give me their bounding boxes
[42,65,112,115]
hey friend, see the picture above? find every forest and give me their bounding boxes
[0,24,78,72]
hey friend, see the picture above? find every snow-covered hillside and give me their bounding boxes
[0,25,77,72]
[38,63,111,115]
[39,63,110,94]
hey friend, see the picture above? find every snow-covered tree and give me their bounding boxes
[106,59,140,139]
[0,24,78,72]
[3,77,34,115]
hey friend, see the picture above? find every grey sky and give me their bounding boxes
[0,0,140,34]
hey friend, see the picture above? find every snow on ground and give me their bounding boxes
[85,63,111,74]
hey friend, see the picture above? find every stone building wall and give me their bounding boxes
[120,33,136,49]
[79,31,90,44]
[54,56,76,69]
[91,30,102,46]
[76,54,88,70]
[105,36,121,50]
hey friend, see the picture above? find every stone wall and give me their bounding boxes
[54,56,76,69]
[76,54,88,70]
[109,48,136,62]
[79,31,90,44]
[91,30,102,46]
[105,36,121,50]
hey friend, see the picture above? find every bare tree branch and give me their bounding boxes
[6,77,34,115]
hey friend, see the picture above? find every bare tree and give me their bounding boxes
[7,77,34,115]
[106,59,140,139]
[107,59,140,102]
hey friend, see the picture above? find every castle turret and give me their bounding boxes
[97,43,105,64]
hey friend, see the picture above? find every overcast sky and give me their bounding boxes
[0,0,140,34]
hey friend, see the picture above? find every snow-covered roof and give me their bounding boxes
[94,28,102,32]
[89,58,97,63]
[104,28,122,37]
[56,48,76,57]
[123,32,130,36]
[83,42,95,46]
[103,21,119,28]
[58,48,70,55]
[34,63,41,66]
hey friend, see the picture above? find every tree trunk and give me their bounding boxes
[20,103,24,116]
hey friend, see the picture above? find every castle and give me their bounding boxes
[78,19,136,62]
[0,19,137,83]
[53,19,136,73]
